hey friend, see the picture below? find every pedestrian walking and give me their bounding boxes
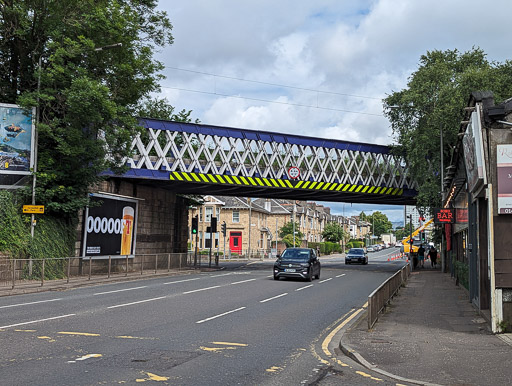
[429,245,438,268]
[418,244,425,268]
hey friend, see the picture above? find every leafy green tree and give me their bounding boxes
[0,1,175,216]
[364,211,392,237]
[322,222,345,243]
[384,48,512,212]
[282,234,300,248]
[395,224,413,241]
[279,221,303,241]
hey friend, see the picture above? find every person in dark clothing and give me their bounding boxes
[417,245,425,268]
[429,246,438,268]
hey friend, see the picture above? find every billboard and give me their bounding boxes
[434,208,454,224]
[82,193,139,258]
[497,144,512,214]
[0,103,35,177]
[462,109,487,192]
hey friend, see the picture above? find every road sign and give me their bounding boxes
[23,205,44,214]
[287,166,300,179]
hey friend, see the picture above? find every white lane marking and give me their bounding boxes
[0,298,62,309]
[196,307,246,324]
[209,273,232,277]
[319,278,332,283]
[295,285,313,291]
[260,293,288,303]
[230,278,257,285]
[183,285,221,294]
[94,286,147,296]
[68,353,102,363]
[336,274,346,278]
[107,296,166,309]
[163,277,201,285]
[0,314,76,329]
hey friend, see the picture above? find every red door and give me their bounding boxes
[229,232,242,254]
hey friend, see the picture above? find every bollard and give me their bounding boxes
[141,255,144,275]
[89,257,92,280]
[155,254,158,274]
[168,253,171,272]
[108,255,111,278]
[125,255,129,277]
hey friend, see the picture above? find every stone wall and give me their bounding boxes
[76,179,188,256]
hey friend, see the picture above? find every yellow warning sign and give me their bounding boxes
[22,205,44,214]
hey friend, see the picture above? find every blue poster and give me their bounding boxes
[0,103,35,175]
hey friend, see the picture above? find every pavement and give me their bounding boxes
[340,266,512,386]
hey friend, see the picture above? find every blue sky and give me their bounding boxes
[154,0,512,223]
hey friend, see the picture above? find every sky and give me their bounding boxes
[154,0,512,224]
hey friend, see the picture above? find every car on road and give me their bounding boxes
[273,248,321,281]
[366,245,376,252]
[345,248,368,265]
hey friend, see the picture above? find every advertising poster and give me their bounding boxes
[0,103,35,175]
[82,193,138,258]
[462,110,487,192]
[497,144,512,214]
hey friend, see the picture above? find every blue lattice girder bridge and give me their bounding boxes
[103,119,418,205]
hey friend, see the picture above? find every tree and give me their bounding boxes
[279,221,303,241]
[322,222,345,243]
[0,1,176,216]
[384,48,512,212]
[366,211,392,237]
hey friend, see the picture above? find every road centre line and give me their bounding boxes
[94,286,147,296]
[230,278,257,285]
[336,274,346,278]
[260,293,288,303]
[107,296,166,309]
[0,298,62,309]
[183,285,221,294]
[196,307,246,324]
[0,314,76,329]
[319,278,332,283]
[163,277,201,285]
[209,273,232,277]
[295,285,313,291]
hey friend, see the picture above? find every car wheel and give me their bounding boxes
[315,270,320,280]
[307,269,313,282]
[273,275,279,280]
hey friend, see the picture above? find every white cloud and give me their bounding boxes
[154,0,512,218]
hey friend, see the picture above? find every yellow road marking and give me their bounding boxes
[37,336,55,342]
[136,372,169,382]
[15,329,36,332]
[58,332,100,337]
[266,366,283,372]
[321,307,364,362]
[356,370,382,381]
[211,341,248,347]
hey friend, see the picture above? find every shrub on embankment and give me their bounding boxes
[0,190,76,279]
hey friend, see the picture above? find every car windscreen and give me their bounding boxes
[280,250,310,261]
[348,249,364,255]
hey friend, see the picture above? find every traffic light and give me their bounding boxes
[421,232,426,243]
[191,215,198,235]
[211,217,217,233]
[221,221,227,236]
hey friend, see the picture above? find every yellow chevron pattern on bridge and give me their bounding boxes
[169,171,404,197]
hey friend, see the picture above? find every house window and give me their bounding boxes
[233,211,240,223]
[198,209,203,222]
[216,207,220,218]
[205,207,213,222]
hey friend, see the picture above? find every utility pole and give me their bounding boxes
[248,198,252,259]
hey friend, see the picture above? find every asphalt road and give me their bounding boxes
[0,247,409,385]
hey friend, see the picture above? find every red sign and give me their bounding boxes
[287,166,300,179]
[434,208,454,224]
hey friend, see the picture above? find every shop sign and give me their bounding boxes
[434,208,454,223]
[497,144,512,214]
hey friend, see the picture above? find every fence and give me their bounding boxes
[367,264,410,329]
[0,253,191,290]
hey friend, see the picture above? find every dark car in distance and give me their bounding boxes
[273,248,321,281]
[345,248,368,265]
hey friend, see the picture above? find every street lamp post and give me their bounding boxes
[408,214,413,271]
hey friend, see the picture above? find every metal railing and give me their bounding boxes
[0,253,191,290]
[367,264,410,329]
